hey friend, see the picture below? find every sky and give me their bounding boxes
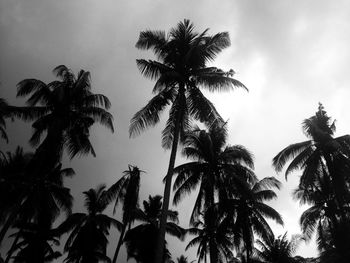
[1,0,350,261]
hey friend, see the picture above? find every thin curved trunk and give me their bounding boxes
[154,88,184,263]
[112,224,126,263]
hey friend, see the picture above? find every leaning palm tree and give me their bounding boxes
[255,232,302,263]
[130,20,247,262]
[104,165,143,263]
[15,65,114,174]
[124,195,185,263]
[173,123,255,224]
[58,185,121,263]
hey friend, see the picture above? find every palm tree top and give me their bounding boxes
[130,19,247,140]
[83,184,109,215]
[302,103,335,141]
[15,65,114,159]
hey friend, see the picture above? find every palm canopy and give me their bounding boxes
[124,195,185,263]
[57,185,121,263]
[0,147,73,245]
[220,177,283,260]
[272,104,350,190]
[130,19,246,146]
[186,206,234,263]
[256,232,302,263]
[173,123,255,223]
[15,65,114,169]
[8,222,61,263]
[106,165,143,224]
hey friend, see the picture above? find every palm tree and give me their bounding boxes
[7,222,61,263]
[173,123,255,224]
[255,232,302,263]
[104,165,143,263]
[58,185,121,263]
[272,104,350,215]
[130,19,247,262]
[15,65,114,174]
[186,206,234,263]
[0,147,73,245]
[124,195,185,263]
[222,177,284,262]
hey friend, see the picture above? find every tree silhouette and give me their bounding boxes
[130,19,246,263]
[0,147,73,246]
[104,165,143,263]
[7,222,61,263]
[255,232,302,263]
[58,185,121,263]
[186,206,234,263]
[221,177,283,262]
[273,104,350,259]
[273,104,350,216]
[124,195,185,263]
[173,123,255,224]
[15,65,114,175]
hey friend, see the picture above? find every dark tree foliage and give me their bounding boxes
[58,185,121,263]
[124,195,185,263]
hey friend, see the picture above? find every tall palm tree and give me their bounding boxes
[272,104,350,214]
[58,185,121,263]
[104,165,143,263]
[0,147,73,245]
[15,65,114,174]
[186,206,234,263]
[255,232,302,263]
[173,123,255,224]
[7,222,61,263]
[124,195,185,263]
[130,20,247,262]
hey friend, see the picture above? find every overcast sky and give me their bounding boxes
[2,0,350,261]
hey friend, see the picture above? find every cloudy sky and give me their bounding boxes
[2,0,350,261]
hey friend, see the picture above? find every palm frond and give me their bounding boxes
[129,88,174,137]
[272,140,312,172]
[187,86,223,126]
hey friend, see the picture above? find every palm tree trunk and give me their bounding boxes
[154,91,184,263]
[112,224,126,263]
[209,239,218,263]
